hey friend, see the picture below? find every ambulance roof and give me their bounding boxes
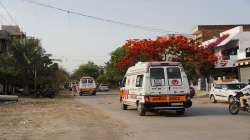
[80,76,94,79]
[126,61,181,76]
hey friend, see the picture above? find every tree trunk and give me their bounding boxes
[22,69,30,95]
[23,76,30,95]
[3,79,6,95]
[23,82,29,95]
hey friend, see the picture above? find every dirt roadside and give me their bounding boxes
[0,97,126,140]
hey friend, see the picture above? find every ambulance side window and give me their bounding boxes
[136,75,144,87]
[126,77,130,86]
[121,77,126,87]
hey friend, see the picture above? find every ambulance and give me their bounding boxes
[78,76,97,96]
[120,61,192,116]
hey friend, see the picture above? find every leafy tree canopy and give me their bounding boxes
[71,61,100,80]
[106,35,216,83]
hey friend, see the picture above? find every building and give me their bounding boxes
[202,26,250,83]
[0,30,11,53]
[0,25,26,94]
[235,58,250,83]
[192,24,250,43]
[0,25,25,53]
[1,25,25,39]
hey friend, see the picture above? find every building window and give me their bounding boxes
[222,47,238,60]
[246,47,250,58]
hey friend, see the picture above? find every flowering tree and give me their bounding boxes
[115,39,162,68]
[114,35,216,81]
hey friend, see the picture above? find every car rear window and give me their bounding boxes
[150,68,165,86]
[81,79,87,84]
[150,68,165,79]
[167,67,181,79]
[101,84,108,86]
[88,79,94,83]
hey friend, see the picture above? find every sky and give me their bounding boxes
[1,0,250,73]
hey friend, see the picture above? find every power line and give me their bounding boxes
[0,13,10,24]
[0,14,6,24]
[21,0,188,34]
[0,0,18,25]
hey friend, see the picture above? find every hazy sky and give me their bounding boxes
[1,0,250,72]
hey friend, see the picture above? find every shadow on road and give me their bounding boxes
[96,92,119,96]
[188,106,228,116]
[78,92,118,97]
[127,106,250,117]
[188,106,250,117]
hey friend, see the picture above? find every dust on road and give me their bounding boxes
[0,97,125,140]
[1,92,250,140]
[75,92,250,140]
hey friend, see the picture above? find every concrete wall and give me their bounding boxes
[239,67,250,83]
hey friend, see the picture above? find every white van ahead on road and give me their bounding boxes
[120,61,192,116]
[78,76,97,96]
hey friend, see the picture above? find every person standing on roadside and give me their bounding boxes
[72,83,78,96]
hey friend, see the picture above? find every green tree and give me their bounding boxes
[96,74,108,84]
[102,47,128,87]
[10,38,49,94]
[0,37,69,96]
[0,52,19,94]
[50,67,70,92]
[71,61,100,80]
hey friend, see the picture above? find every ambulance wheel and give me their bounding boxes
[176,109,185,115]
[137,103,146,116]
[121,103,128,110]
[92,92,96,96]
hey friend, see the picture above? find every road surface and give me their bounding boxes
[75,91,250,140]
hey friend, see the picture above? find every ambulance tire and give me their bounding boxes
[137,103,146,116]
[121,103,128,110]
[176,109,185,116]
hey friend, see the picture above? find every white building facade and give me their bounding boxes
[202,26,250,83]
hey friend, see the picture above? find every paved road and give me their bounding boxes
[75,91,250,140]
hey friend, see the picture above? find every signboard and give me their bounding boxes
[168,79,182,86]
[151,79,165,86]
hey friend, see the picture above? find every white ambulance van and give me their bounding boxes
[120,61,192,116]
[78,76,97,96]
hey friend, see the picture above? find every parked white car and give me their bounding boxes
[209,83,247,103]
[98,83,110,92]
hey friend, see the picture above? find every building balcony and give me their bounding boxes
[215,55,237,68]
